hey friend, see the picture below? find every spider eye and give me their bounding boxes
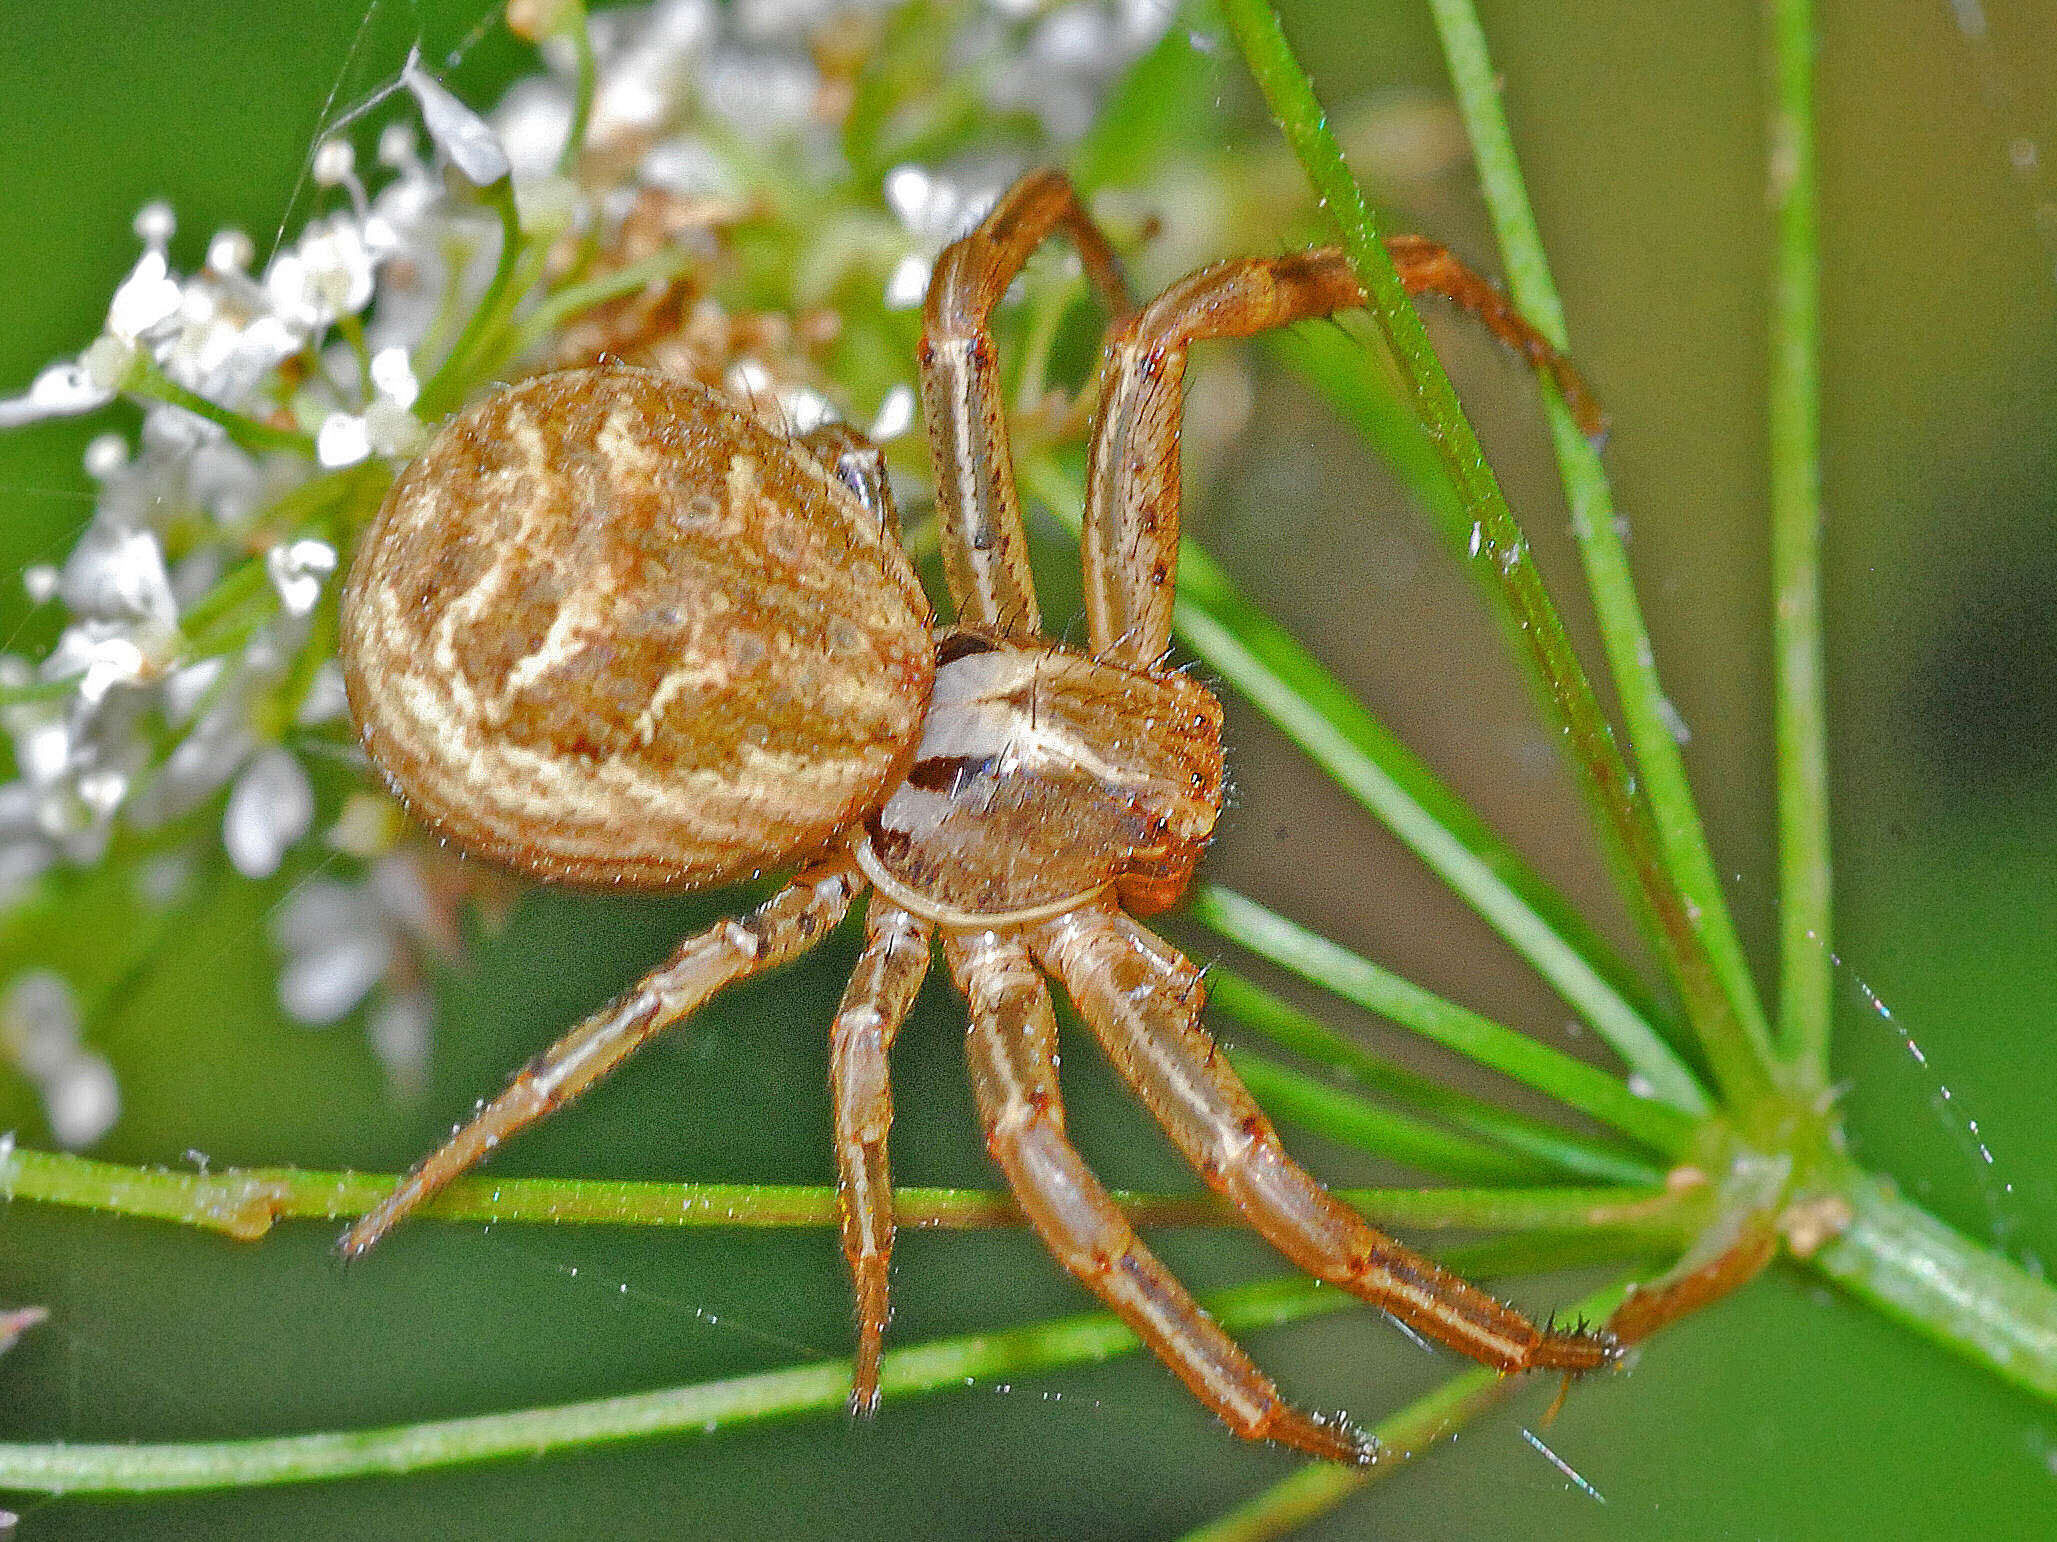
[935,631,999,666]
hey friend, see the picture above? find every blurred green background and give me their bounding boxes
[2,0,2055,1536]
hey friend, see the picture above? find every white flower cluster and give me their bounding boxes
[0,0,1171,1143]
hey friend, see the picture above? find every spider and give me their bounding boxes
[335,169,1613,1463]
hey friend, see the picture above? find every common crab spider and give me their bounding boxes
[337,169,1614,1462]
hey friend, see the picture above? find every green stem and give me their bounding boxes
[1765,0,1832,1085]
[1419,0,1785,1108]
[0,1277,1349,1495]
[124,357,317,458]
[1208,969,1668,1185]
[1227,1049,1556,1184]
[556,0,597,178]
[0,1146,1681,1243]
[1020,455,1703,1112]
[417,177,526,418]
[1191,886,1698,1153]
[505,245,695,361]
[1810,1172,2057,1401]
[1220,0,1780,1118]
[174,555,270,645]
[0,676,86,708]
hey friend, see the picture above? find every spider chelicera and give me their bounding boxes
[336,169,1613,1462]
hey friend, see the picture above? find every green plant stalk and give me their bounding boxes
[0,1276,1349,1495]
[0,1146,1685,1243]
[0,676,94,708]
[1177,1276,1635,1542]
[124,356,317,458]
[1263,322,1661,1024]
[505,244,696,361]
[1191,886,1697,1154]
[1207,970,1668,1185]
[1765,0,1832,1084]
[554,0,598,179]
[1019,454,1706,1115]
[1419,0,1785,1108]
[417,176,526,418]
[1227,1050,1554,1183]
[1810,1172,2057,1401]
[1219,0,1779,1117]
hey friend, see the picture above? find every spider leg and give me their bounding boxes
[921,168,1132,641]
[1033,905,1614,1375]
[339,858,863,1258]
[828,897,933,1415]
[1082,244,1603,668]
[1382,234,1607,440]
[943,927,1371,1464]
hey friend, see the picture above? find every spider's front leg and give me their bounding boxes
[920,169,1131,640]
[1034,904,1614,1374]
[339,858,864,1258]
[943,927,1372,1464]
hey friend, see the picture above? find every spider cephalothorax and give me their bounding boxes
[337,170,1612,1462]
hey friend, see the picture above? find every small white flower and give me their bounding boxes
[58,524,177,627]
[294,660,350,727]
[869,384,917,443]
[366,985,434,1098]
[0,362,116,427]
[106,250,183,344]
[206,229,256,276]
[265,214,381,333]
[315,411,372,468]
[268,850,451,1096]
[363,396,424,458]
[266,538,338,617]
[273,877,396,1024]
[881,164,1009,310]
[368,347,420,408]
[46,624,153,706]
[1,971,119,1149]
[222,746,315,879]
[404,49,514,187]
[585,0,716,150]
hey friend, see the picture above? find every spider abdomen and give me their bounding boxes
[340,367,935,888]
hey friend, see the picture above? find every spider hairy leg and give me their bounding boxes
[338,859,863,1259]
[1035,904,1615,1375]
[945,928,1373,1464]
[920,169,1132,640]
[829,898,933,1416]
[1382,233,1608,440]
[1084,243,1604,667]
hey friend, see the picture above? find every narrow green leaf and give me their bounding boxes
[1765,0,1832,1084]
[1419,0,1784,1108]
[0,1146,1682,1243]
[0,1277,1351,1494]
[1811,1172,2057,1402]
[1226,1049,1551,1183]
[1208,970,1668,1185]
[1210,0,1752,1109]
[1190,886,1698,1154]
